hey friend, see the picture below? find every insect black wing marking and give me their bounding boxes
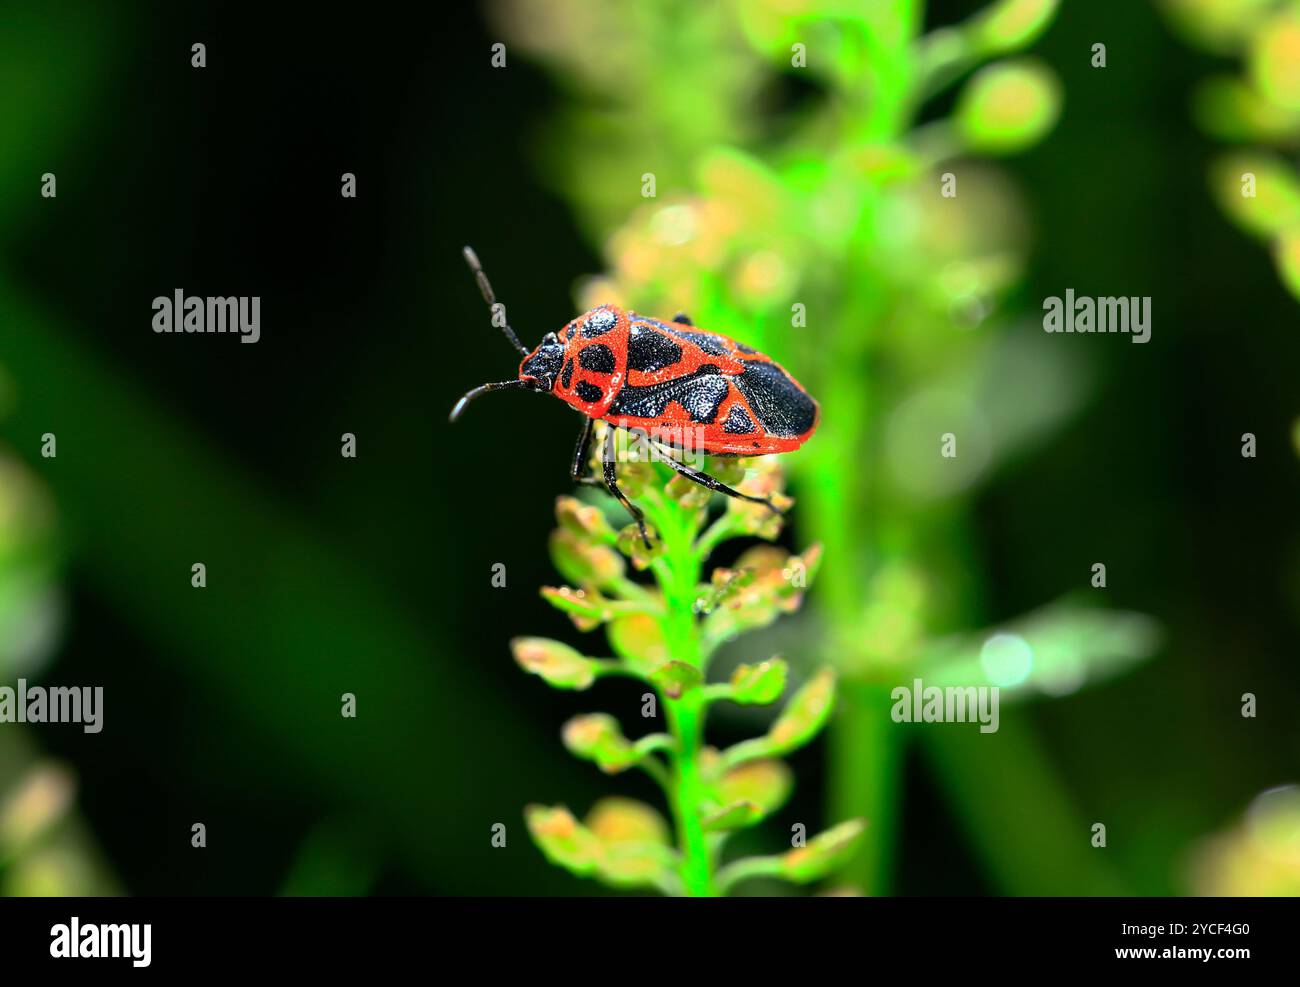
[723,405,756,434]
[660,324,730,357]
[579,343,616,373]
[609,365,729,424]
[732,361,816,437]
[575,381,603,403]
[581,309,617,338]
[627,326,683,372]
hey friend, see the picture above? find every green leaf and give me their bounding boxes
[786,542,823,593]
[701,544,820,649]
[717,760,793,819]
[597,842,679,890]
[767,668,837,754]
[694,566,756,616]
[1250,9,1300,111]
[781,819,869,883]
[971,0,1060,55]
[540,585,606,632]
[701,800,762,833]
[697,147,789,233]
[919,601,1160,703]
[1275,227,1300,302]
[510,637,596,690]
[0,762,75,858]
[549,527,625,588]
[720,668,837,768]
[1194,76,1300,143]
[526,802,679,893]
[666,473,713,511]
[607,613,669,670]
[650,660,704,699]
[561,714,638,773]
[955,58,1062,155]
[524,804,603,879]
[555,495,616,542]
[1209,152,1300,238]
[706,457,746,487]
[730,658,788,705]
[586,798,678,892]
[585,797,671,847]
[1159,0,1275,56]
[616,522,664,569]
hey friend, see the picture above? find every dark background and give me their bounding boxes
[0,0,1296,895]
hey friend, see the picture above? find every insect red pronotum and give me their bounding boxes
[450,247,820,546]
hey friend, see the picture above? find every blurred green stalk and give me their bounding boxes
[808,0,919,895]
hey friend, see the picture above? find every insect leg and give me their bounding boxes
[602,427,653,548]
[651,443,783,514]
[570,416,602,486]
[672,312,693,325]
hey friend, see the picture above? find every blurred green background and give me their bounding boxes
[0,0,1297,895]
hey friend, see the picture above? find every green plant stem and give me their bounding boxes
[665,695,715,896]
[828,678,902,893]
[646,487,717,896]
[694,513,741,559]
[636,753,672,794]
[922,716,1129,895]
[807,2,922,895]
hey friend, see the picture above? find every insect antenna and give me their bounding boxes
[449,378,533,423]
[463,245,529,357]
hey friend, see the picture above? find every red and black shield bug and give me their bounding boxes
[450,246,820,546]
